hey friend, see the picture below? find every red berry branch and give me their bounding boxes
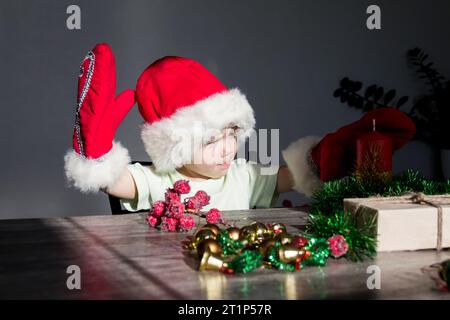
[145,179,231,232]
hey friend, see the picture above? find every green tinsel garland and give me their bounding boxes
[307,170,450,262]
[227,250,263,273]
[216,230,245,256]
[303,238,330,266]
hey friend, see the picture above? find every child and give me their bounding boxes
[112,124,292,211]
[64,43,416,211]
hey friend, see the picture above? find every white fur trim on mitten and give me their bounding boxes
[282,136,322,197]
[64,141,131,193]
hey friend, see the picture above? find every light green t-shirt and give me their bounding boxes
[121,158,279,212]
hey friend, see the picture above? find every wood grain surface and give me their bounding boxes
[0,208,449,299]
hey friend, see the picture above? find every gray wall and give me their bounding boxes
[1,0,449,219]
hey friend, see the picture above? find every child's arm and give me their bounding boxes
[276,165,294,194]
[101,168,137,200]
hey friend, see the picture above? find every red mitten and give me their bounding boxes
[282,108,416,197]
[64,43,135,193]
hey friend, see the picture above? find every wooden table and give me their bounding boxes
[0,208,449,299]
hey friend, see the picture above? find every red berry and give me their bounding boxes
[165,188,180,204]
[328,235,349,258]
[178,215,196,232]
[161,216,179,232]
[146,215,160,228]
[173,180,191,194]
[184,196,201,213]
[166,201,185,219]
[206,208,222,224]
[195,190,210,208]
[151,200,166,217]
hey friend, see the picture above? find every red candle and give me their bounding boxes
[356,119,392,172]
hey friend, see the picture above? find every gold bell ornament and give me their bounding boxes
[197,239,223,258]
[199,251,228,272]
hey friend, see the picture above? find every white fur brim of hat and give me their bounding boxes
[141,88,256,173]
[282,136,323,197]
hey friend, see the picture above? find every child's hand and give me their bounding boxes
[276,165,295,194]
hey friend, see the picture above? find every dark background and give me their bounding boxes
[1,0,449,219]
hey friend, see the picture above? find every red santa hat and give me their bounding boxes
[135,56,256,172]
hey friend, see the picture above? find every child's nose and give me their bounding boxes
[221,139,235,157]
[221,146,230,157]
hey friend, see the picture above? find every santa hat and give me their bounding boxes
[136,56,256,173]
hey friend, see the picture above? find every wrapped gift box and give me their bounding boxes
[344,195,450,252]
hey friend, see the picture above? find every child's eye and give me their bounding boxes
[204,129,237,146]
[205,138,218,146]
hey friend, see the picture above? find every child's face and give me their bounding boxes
[184,127,238,179]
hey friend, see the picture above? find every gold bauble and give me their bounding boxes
[274,232,293,245]
[251,222,269,242]
[259,239,277,257]
[197,239,222,258]
[239,225,257,244]
[200,223,221,236]
[191,229,216,249]
[226,227,240,241]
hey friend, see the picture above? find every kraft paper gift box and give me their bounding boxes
[343,194,450,252]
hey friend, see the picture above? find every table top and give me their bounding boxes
[0,207,449,299]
